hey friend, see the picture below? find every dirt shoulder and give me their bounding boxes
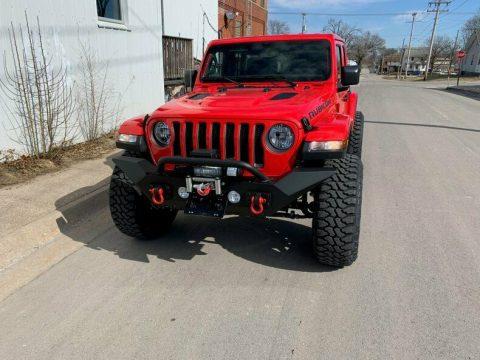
[0,133,116,188]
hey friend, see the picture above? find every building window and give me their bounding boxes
[260,0,266,7]
[97,0,123,23]
[234,20,242,37]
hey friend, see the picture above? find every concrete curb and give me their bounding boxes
[0,181,113,302]
[1,181,110,273]
[0,152,120,302]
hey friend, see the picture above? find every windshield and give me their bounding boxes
[202,40,332,83]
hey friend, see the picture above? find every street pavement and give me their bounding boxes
[0,74,479,359]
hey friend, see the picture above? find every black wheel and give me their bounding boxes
[347,111,364,158]
[109,166,177,239]
[312,154,363,267]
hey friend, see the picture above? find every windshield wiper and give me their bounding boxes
[246,75,297,88]
[204,76,245,88]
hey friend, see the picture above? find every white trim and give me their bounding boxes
[98,16,123,25]
[97,19,130,31]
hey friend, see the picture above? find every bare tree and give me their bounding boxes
[76,41,121,141]
[350,32,386,68]
[381,48,399,57]
[461,10,480,47]
[423,35,454,71]
[323,18,360,47]
[268,20,290,35]
[0,14,76,157]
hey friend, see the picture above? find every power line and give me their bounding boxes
[432,0,474,27]
[450,0,473,11]
[269,11,476,16]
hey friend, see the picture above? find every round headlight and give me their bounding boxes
[153,121,171,146]
[267,124,294,151]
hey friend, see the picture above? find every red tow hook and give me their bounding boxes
[250,195,267,216]
[196,183,212,197]
[149,187,165,205]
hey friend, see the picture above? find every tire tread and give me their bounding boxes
[347,111,364,158]
[313,154,362,267]
[109,166,176,238]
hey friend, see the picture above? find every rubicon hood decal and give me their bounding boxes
[308,99,332,120]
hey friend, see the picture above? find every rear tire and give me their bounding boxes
[347,111,364,158]
[312,154,362,267]
[109,166,177,239]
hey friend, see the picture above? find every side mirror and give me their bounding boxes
[184,69,198,92]
[341,65,360,86]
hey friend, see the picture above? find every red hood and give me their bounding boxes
[151,83,336,124]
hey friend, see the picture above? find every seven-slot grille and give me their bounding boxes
[171,121,265,167]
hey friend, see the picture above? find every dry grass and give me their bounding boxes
[0,132,116,188]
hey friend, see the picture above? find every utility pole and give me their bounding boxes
[447,29,459,87]
[405,12,417,77]
[301,13,307,33]
[424,0,450,81]
[397,38,405,79]
[202,13,206,54]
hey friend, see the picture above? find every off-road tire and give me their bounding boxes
[312,154,362,267]
[347,111,364,158]
[109,166,177,239]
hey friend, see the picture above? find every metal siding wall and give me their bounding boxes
[0,0,165,152]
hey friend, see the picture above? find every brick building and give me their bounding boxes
[218,0,268,38]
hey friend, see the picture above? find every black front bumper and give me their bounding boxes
[112,156,335,217]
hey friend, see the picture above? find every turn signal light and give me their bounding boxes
[307,140,347,152]
[117,134,138,143]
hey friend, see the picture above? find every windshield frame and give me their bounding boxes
[200,39,333,85]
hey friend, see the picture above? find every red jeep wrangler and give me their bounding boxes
[110,34,363,267]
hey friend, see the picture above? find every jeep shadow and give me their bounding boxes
[54,168,335,273]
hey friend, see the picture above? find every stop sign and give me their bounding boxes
[456,50,466,59]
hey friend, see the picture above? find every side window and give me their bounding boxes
[336,45,342,81]
[97,0,124,23]
[205,53,224,78]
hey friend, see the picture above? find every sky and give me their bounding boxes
[268,0,479,48]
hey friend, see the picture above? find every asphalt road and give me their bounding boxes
[1,74,479,359]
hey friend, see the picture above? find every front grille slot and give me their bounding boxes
[185,122,193,156]
[212,123,221,151]
[240,124,249,163]
[173,122,181,155]
[198,122,207,149]
[254,125,265,166]
[226,123,235,159]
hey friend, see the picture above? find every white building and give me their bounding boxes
[0,0,218,152]
[402,48,428,74]
[463,31,480,75]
